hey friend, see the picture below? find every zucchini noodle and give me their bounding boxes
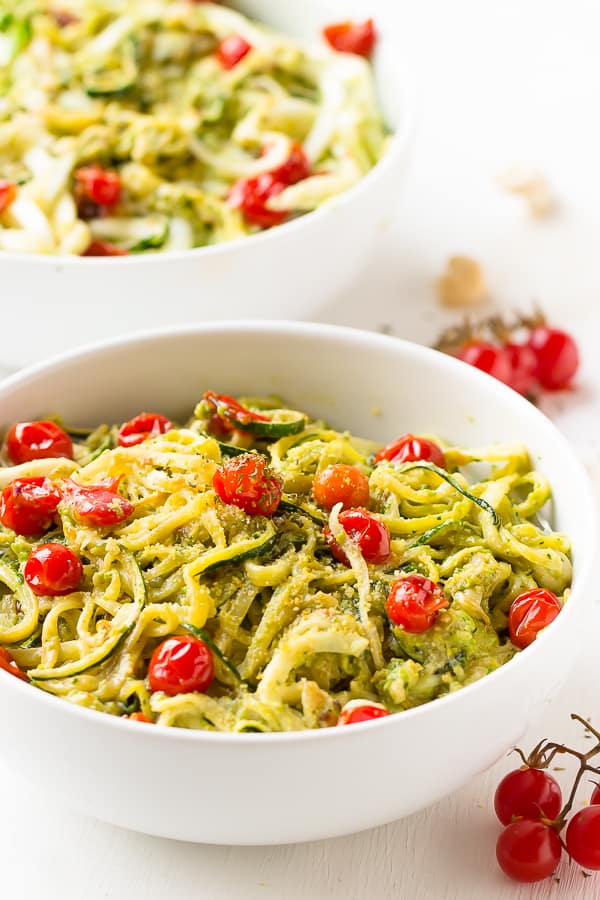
[0,397,572,731]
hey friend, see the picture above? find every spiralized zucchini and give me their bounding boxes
[0,397,572,731]
[0,1,389,255]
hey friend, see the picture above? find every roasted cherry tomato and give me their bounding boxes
[494,768,562,826]
[124,712,152,723]
[528,326,579,391]
[313,464,370,510]
[228,173,287,228]
[374,434,445,467]
[457,341,512,385]
[386,574,448,632]
[0,179,17,213]
[203,392,270,434]
[24,542,83,597]
[82,240,128,257]
[118,413,172,448]
[566,806,600,870]
[324,508,391,566]
[6,420,73,465]
[62,478,134,527]
[0,477,62,536]
[508,588,561,649]
[337,700,389,725]
[323,19,376,57]
[217,34,252,69]
[213,453,282,516]
[74,164,121,207]
[148,635,214,696]
[496,819,562,883]
[0,647,28,682]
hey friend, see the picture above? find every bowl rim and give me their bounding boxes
[1,319,596,744]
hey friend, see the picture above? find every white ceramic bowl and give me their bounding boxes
[0,1,413,369]
[0,321,595,845]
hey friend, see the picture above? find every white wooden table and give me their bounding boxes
[2,1,600,897]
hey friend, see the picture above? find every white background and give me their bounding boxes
[3,1,600,898]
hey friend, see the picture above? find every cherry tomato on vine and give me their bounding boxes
[213,453,282,516]
[0,179,17,213]
[83,240,128,257]
[323,19,376,57]
[217,34,252,69]
[504,343,538,396]
[0,477,62,536]
[24,542,83,597]
[528,326,579,391]
[62,478,134,527]
[324,508,391,566]
[74,164,121,207]
[386,574,448,632]
[0,647,27,682]
[496,819,562,882]
[148,635,214,696]
[313,464,370,510]
[203,392,270,433]
[6,420,73,464]
[566,806,600,870]
[337,700,389,725]
[494,768,562,826]
[118,413,172,448]
[229,173,287,227]
[457,341,512,385]
[508,588,562,649]
[591,784,600,806]
[374,434,445,467]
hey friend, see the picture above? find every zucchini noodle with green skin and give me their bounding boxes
[0,397,572,732]
[0,1,389,255]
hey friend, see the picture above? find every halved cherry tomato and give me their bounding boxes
[324,508,391,566]
[203,392,270,434]
[217,34,252,69]
[6,420,73,464]
[0,647,28,682]
[74,164,121,207]
[24,542,83,597]
[386,574,449,632]
[313,464,370,510]
[0,180,17,213]
[118,413,172,448]
[124,712,152,723]
[148,635,214,696]
[337,700,389,725]
[82,240,128,257]
[213,453,282,516]
[323,19,376,57]
[61,478,134,527]
[228,173,287,228]
[508,588,562,649]
[374,434,445,468]
[0,477,62,536]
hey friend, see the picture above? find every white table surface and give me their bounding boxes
[3,1,600,897]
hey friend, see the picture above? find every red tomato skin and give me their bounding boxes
[74,165,121,207]
[83,240,128,257]
[202,392,270,432]
[229,173,287,227]
[213,453,282,516]
[313,464,370,510]
[508,589,562,649]
[271,143,311,185]
[591,785,600,806]
[0,647,28,682]
[323,19,376,57]
[0,477,62,536]
[148,635,214,696]
[0,180,17,213]
[494,768,562,826]
[324,508,391,566]
[61,479,134,527]
[118,413,172,448]
[457,342,512,385]
[6,421,73,464]
[24,542,83,597]
[528,326,580,390]
[217,34,252,69]
[566,807,600,870]
[337,702,389,725]
[496,820,562,883]
[374,434,445,467]
[504,343,539,396]
[386,574,448,632]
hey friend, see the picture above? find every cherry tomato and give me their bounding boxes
[494,768,562,826]
[213,453,282,516]
[124,712,152,723]
[457,341,512,385]
[374,434,445,467]
[566,807,600,870]
[270,143,311,185]
[74,164,121,207]
[323,19,377,57]
[118,413,172,448]
[202,392,270,433]
[496,819,562,882]
[0,647,28,682]
[62,478,134,527]
[337,700,389,725]
[217,34,252,69]
[508,588,562,649]
[24,542,83,597]
[148,635,214,696]
[386,574,448,632]
[324,508,391,566]
[504,342,538,396]
[228,173,287,228]
[528,326,579,391]
[0,179,17,213]
[313,464,370,510]
[82,240,128,257]
[0,477,62,536]
[591,785,600,806]
[6,420,73,464]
